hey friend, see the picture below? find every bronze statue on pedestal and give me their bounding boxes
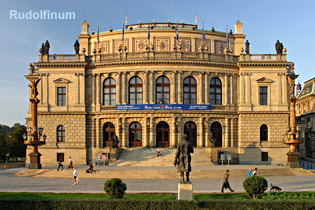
[174,134,194,183]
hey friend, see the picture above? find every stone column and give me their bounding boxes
[230,74,233,105]
[46,73,49,106]
[170,72,176,104]
[198,73,203,104]
[246,73,252,105]
[198,117,203,147]
[96,74,101,110]
[205,73,209,104]
[143,72,148,104]
[230,118,234,147]
[149,117,154,147]
[80,73,85,105]
[204,118,209,147]
[116,73,121,104]
[122,73,126,104]
[224,118,229,148]
[240,73,245,105]
[177,71,183,104]
[149,72,154,104]
[75,73,79,104]
[91,74,95,110]
[170,117,176,147]
[151,72,155,104]
[96,118,100,148]
[122,118,127,147]
[224,74,228,105]
[282,73,287,104]
[40,74,44,105]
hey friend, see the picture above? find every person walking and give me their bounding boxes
[73,167,78,185]
[57,159,63,171]
[252,168,257,176]
[221,169,234,193]
[68,156,73,169]
[246,169,252,178]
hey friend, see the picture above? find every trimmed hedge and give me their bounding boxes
[1,200,315,210]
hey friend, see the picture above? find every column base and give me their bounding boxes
[286,151,299,168]
[29,152,42,169]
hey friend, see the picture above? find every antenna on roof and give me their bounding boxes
[125,4,128,26]
[195,6,197,25]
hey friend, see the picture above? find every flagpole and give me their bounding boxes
[97,24,100,50]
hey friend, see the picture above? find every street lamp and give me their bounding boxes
[282,71,303,168]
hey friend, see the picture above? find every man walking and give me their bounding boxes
[57,159,63,171]
[221,169,234,193]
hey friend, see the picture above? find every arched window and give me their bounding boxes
[156,121,170,147]
[103,77,116,105]
[103,122,115,147]
[260,124,268,141]
[129,76,143,105]
[57,125,65,142]
[210,122,222,147]
[156,76,170,104]
[184,121,197,147]
[183,76,197,104]
[210,77,222,105]
[129,122,142,147]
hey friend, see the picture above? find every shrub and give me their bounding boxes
[104,178,127,199]
[243,175,268,199]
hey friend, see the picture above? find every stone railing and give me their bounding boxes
[38,52,287,64]
[239,54,286,62]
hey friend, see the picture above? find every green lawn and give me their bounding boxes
[1,192,315,201]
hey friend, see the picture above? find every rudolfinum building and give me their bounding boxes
[25,20,294,166]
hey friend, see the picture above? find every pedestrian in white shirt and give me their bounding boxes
[73,167,78,185]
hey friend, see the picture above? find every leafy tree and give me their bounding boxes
[0,133,8,162]
[7,124,26,161]
[0,124,10,139]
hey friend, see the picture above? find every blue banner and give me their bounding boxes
[116,104,210,111]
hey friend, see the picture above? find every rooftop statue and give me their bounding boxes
[74,40,80,54]
[44,40,50,55]
[275,40,283,55]
[245,40,250,54]
[40,43,45,55]
[174,134,194,183]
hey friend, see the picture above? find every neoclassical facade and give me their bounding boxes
[25,20,294,166]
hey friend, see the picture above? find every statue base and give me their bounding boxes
[178,182,193,200]
[29,152,42,169]
[286,152,299,168]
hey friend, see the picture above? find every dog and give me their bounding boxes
[270,183,282,192]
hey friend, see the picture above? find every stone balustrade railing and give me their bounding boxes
[38,52,286,64]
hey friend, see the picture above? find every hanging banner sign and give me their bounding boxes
[116,104,210,110]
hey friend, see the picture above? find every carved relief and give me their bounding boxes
[196,39,211,52]
[155,38,170,52]
[114,40,129,53]
[134,39,149,52]
[177,38,191,52]
[215,40,227,54]
[99,41,109,54]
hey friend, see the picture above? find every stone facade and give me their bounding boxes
[296,78,315,160]
[25,21,293,166]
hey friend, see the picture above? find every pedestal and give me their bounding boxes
[178,182,193,200]
[286,152,299,168]
[29,152,42,169]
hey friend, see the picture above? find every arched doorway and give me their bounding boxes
[156,121,170,148]
[210,122,222,147]
[129,122,142,147]
[184,121,197,147]
[103,122,115,147]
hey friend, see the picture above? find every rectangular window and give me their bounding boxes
[56,153,64,162]
[261,152,268,161]
[57,87,66,106]
[259,86,267,105]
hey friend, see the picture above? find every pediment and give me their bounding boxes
[53,78,71,84]
[256,77,273,83]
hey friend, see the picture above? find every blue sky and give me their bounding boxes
[0,0,314,126]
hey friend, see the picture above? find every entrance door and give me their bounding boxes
[103,122,115,147]
[210,122,222,147]
[156,121,170,148]
[129,122,142,147]
[184,121,197,147]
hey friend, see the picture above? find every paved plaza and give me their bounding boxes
[1,166,315,194]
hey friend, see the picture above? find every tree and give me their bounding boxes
[7,124,26,161]
[104,178,127,199]
[0,133,8,162]
[243,175,268,199]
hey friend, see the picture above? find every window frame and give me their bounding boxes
[260,124,268,141]
[103,77,116,106]
[129,76,143,105]
[209,77,222,105]
[259,86,268,105]
[57,125,65,142]
[156,76,170,104]
[57,87,66,106]
[183,76,197,104]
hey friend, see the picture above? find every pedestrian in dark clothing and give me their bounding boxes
[221,169,234,193]
[57,160,63,171]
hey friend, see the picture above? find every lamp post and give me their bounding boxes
[24,69,46,169]
[282,71,303,168]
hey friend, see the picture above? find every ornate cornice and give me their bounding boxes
[34,62,88,68]
[238,62,291,67]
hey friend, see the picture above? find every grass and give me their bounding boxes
[1,192,315,201]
